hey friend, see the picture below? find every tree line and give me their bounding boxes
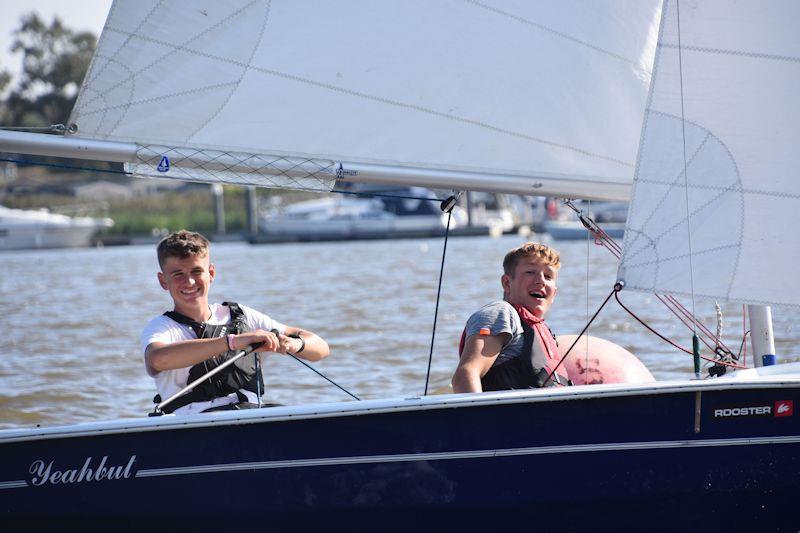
[0,13,96,129]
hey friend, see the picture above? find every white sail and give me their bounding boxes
[619,0,800,308]
[67,0,662,198]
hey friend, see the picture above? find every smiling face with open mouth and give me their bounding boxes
[502,256,558,318]
[157,253,216,320]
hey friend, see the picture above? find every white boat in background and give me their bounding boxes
[0,205,112,251]
[544,218,625,241]
[260,186,468,240]
[543,200,628,240]
[259,186,515,241]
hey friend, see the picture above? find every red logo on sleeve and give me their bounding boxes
[774,400,793,417]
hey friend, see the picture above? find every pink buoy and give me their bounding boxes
[556,335,655,385]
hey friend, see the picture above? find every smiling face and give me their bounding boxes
[157,253,215,319]
[502,256,558,318]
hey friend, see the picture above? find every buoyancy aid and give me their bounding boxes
[458,303,571,391]
[160,302,263,413]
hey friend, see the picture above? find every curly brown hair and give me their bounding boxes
[156,230,210,269]
[502,242,560,276]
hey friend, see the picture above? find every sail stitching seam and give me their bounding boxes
[660,42,800,64]
[186,1,273,143]
[78,1,260,118]
[464,0,651,73]
[77,32,633,168]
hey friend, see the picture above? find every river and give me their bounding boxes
[1,234,798,429]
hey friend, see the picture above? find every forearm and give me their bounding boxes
[146,336,228,372]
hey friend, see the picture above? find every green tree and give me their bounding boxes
[1,13,96,128]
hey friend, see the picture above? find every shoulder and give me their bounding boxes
[230,303,287,333]
[141,313,173,335]
[470,300,517,321]
[140,313,188,352]
[465,300,520,336]
[233,302,268,322]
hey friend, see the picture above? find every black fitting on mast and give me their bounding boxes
[440,191,462,213]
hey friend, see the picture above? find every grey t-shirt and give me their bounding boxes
[464,300,525,365]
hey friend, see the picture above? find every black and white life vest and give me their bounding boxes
[161,302,263,413]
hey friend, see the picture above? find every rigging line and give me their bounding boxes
[331,188,446,203]
[660,295,736,359]
[562,198,735,358]
[543,285,619,388]
[657,295,721,354]
[616,290,747,369]
[585,200,591,385]
[563,199,622,258]
[661,294,734,354]
[286,353,360,401]
[424,193,460,396]
[675,0,699,334]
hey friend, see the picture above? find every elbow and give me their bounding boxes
[145,347,171,373]
[307,342,330,362]
[147,355,169,373]
[452,367,481,394]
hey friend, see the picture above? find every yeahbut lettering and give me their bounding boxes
[28,455,137,486]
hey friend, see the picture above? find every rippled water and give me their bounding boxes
[1,234,798,429]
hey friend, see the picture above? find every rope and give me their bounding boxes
[584,201,591,384]
[331,187,446,202]
[424,193,460,395]
[542,284,620,387]
[561,198,746,369]
[615,290,747,369]
[675,0,700,335]
[287,353,360,401]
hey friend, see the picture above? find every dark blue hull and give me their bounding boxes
[2,380,798,531]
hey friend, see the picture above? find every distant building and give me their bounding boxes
[73,180,133,201]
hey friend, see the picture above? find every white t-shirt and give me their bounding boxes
[140,302,286,415]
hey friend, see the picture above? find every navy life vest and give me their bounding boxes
[161,302,263,413]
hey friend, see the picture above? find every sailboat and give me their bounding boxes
[1,1,798,529]
[0,204,113,251]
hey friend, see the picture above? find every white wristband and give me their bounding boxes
[227,334,236,351]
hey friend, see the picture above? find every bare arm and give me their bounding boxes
[281,326,330,362]
[146,329,285,374]
[451,333,509,393]
[145,326,329,375]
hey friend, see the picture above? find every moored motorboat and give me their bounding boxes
[0,205,113,251]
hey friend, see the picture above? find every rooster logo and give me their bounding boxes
[774,400,793,417]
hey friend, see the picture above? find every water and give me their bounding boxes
[1,234,798,429]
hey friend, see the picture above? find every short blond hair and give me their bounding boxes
[502,242,561,276]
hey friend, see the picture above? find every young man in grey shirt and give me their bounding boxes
[452,242,564,393]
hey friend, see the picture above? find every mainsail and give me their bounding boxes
[67,0,662,199]
[619,0,800,308]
